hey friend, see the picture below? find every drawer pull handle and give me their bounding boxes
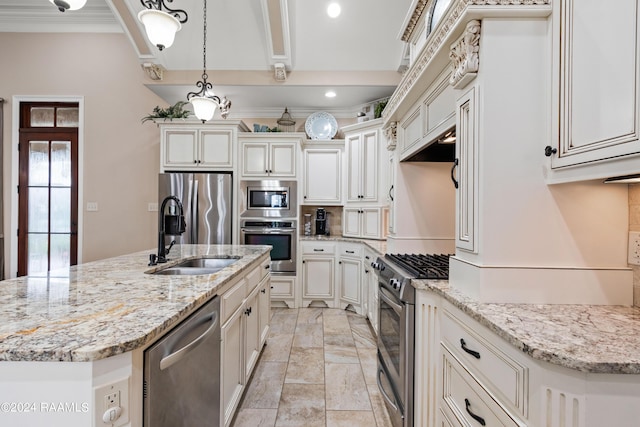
[460,339,481,359]
[313,248,325,252]
[465,398,486,426]
[346,250,355,254]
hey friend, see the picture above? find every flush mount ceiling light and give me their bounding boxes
[187,0,231,122]
[327,2,341,18]
[138,0,188,51]
[325,91,337,98]
[49,0,87,12]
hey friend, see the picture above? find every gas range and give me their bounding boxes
[384,253,451,280]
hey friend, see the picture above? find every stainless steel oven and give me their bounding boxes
[373,258,415,427]
[372,253,451,427]
[240,220,297,275]
[240,180,297,218]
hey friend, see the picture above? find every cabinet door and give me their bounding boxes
[551,0,640,170]
[241,142,269,176]
[302,256,335,299]
[346,134,363,202]
[244,286,261,383]
[269,142,296,176]
[258,276,271,347]
[361,208,381,239]
[164,129,198,167]
[200,129,233,168]
[303,148,342,204]
[342,208,362,237]
[388,152,396,234]
[455,86,478,253]
[221,306,244,427]
[361,129,378,201]
[271,276,295,299]
[338,257,361,307]
[415,290,441,427]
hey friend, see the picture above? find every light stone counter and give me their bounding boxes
[0,244,271,362]
[413,278,640,374]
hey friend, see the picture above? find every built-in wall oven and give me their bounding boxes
[372,253,451,427]
[240,220,297,275]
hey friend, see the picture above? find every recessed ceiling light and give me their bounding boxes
[327,3,341,18]
[325,91,337,98]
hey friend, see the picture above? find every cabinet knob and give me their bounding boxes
[193,160,197,164]
[544,145,558,157]
[261,289,266,294]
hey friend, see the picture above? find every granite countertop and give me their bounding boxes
[413,279,640,374]
[0,245,271,363]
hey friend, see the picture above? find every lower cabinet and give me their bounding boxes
[220,255,270,427]
[363,248,378,335]
[301,241,336,308]
[270,275,296,308]
[337,243,363,314]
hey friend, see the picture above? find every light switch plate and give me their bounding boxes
[87,202,98,212]
[628,232,640,265]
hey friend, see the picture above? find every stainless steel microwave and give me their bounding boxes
[240,180,297,218]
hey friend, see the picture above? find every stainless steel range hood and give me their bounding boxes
[403,127,456,162]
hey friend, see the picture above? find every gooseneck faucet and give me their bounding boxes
[150,195,186,265]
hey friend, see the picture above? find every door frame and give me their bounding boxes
[10,95,85,278]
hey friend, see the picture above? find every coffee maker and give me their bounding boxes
[315,208,327,235]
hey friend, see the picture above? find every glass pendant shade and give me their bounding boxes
[138,9,182,51]
[190,96,217,122]
[49,0,87,11]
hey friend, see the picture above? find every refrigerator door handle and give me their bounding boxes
[190,178,198,243]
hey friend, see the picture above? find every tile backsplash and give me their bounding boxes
[629,184,640,306]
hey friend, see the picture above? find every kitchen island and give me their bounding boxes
[0,244,271,427]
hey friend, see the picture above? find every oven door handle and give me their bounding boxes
[377,367,400,413]
[379,286,403,315]
[241,228,295,233]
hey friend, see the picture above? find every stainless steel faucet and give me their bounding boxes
[149,196,186,265]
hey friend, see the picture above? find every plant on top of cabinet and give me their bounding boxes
[142,101,190,123]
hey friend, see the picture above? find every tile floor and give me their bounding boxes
[231,307,393,427]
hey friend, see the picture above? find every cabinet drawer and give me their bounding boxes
[301,241,336,255]
[441,308,528,416]
[441,344,524,427]
[221,278,247,324]
[339,243,362,258]
[246,259,269,292]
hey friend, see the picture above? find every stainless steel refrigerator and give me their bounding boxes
[159,172,232,244]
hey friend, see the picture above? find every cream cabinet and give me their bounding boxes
[220,255,270,427]
[301,241,336,308]
[343,207,384,239]
[302,141,343,205]
[270,275,296,309]
[454,85,478,253]
[363,247,378,335]
[345,128,378,203]
[546,0,640,182]
[414,289,441,427]
[160,120,249,171]
[337,242,363,314]
[239,134,302,178]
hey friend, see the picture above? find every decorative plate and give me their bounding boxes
[305,111,338,140]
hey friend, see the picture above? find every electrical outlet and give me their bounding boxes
[104,391,119,409]
[94,377,129,427]
[628,232,640,265]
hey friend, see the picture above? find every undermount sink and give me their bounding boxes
[151,257,240,276]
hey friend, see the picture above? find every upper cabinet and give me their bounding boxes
[546,0,640,182]
[239,134,303,179]
[160,120,250,171]
[344,119,387,204]
[302,140,343,205]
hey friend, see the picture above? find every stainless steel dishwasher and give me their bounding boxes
[143,296,221,427]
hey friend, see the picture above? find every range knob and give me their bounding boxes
[371,262,381,270]
[390,278,401,290]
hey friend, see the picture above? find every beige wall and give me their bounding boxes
[629,185,640,305]
[0,32,164,270]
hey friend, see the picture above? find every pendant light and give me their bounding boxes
[187,0,231,122]
[138,0,188,51]
[49,0,87,12]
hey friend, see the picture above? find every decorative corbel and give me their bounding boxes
[449,20,481,88]
[141,63,164,81]
[383,121,398,150]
